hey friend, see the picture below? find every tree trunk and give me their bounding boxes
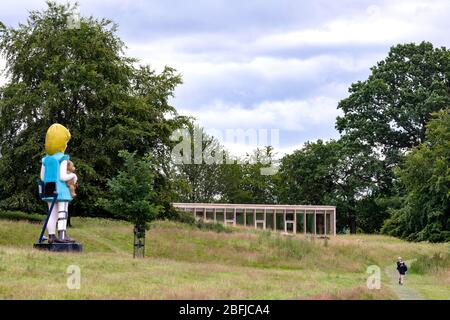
[350,215,357,234]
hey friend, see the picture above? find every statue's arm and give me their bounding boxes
[59,160,77,182]
[40,164,45,181]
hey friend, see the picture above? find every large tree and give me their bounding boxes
[382,109,450,242]
[334,42,450,233]
[0,2,186,215]
[337,42,450,159]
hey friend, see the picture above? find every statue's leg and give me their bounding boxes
[56,201,75,243]
[47,202,58,243]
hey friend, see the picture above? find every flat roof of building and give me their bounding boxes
[172,203,336,210]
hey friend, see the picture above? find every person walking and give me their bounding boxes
[397,257,408,285]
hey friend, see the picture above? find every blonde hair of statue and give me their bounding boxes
[45,124,71,155]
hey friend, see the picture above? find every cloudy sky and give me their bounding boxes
[1,0,449,157]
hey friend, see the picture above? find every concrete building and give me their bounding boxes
[172,203,336,236]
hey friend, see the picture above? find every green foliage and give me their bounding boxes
[171,210,232,233]
[382,109,450,242]
[194,219,232,233]
[277,139,388,233]
[98,150,162,229]
[333,42,450,236]
[277,140,341,205]
[221,146,278,204]
[172,210,197,225]
[0,2,186,215]
[337,41,450,160]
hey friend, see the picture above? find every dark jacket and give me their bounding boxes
[397,262,408,275]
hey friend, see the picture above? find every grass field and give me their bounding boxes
[0,214,448,299]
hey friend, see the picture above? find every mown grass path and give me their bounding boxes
[384,259,423,300]
[73,228,127,255]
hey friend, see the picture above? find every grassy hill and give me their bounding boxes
[0,214,448,299]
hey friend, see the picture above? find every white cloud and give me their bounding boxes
[124,0,450,70]
[253,0,449,50]
[179,96,342,132]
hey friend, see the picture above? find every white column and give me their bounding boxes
[324,212,327,235]
[303,211,306,234]
[253,209,256,228]
[294,210,297,233]
[214,208,216,222]
[244,208,247,227]
[284,209,286,233]
[233,208,236,226]
[263,208,266,230]
[203,208,206,220]
[273,211,276,230]
[334,208,336,236]
[314,209,317,235]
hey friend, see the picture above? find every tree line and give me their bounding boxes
[0,2,448,241]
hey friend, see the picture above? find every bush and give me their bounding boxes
[172,210,231,233]
[195,220,231,233]
[172,210,196,225]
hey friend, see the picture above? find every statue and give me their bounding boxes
[34,124,82,251]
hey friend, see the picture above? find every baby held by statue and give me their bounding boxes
[66,160,78,197]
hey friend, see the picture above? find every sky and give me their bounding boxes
[1,0,450,157]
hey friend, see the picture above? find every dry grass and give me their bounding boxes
[306,285,397,300]
[0,217,448,299]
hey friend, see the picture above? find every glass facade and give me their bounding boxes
[174,205,335,235]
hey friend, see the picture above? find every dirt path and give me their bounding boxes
[384,259,423,300]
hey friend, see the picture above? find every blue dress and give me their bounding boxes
[41,152,73,202]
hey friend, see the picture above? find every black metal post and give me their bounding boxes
[133,225,145,258]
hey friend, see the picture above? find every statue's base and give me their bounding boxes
[33,243,83,252]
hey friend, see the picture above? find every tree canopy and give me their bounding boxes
[337,42,450,158]
[382,109,450,242]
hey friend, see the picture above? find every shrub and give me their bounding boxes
[195,220,231,233]
[98,151,162,230]
[97,150,163,258]
[172,210,231,233]
[172,210,196,225]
